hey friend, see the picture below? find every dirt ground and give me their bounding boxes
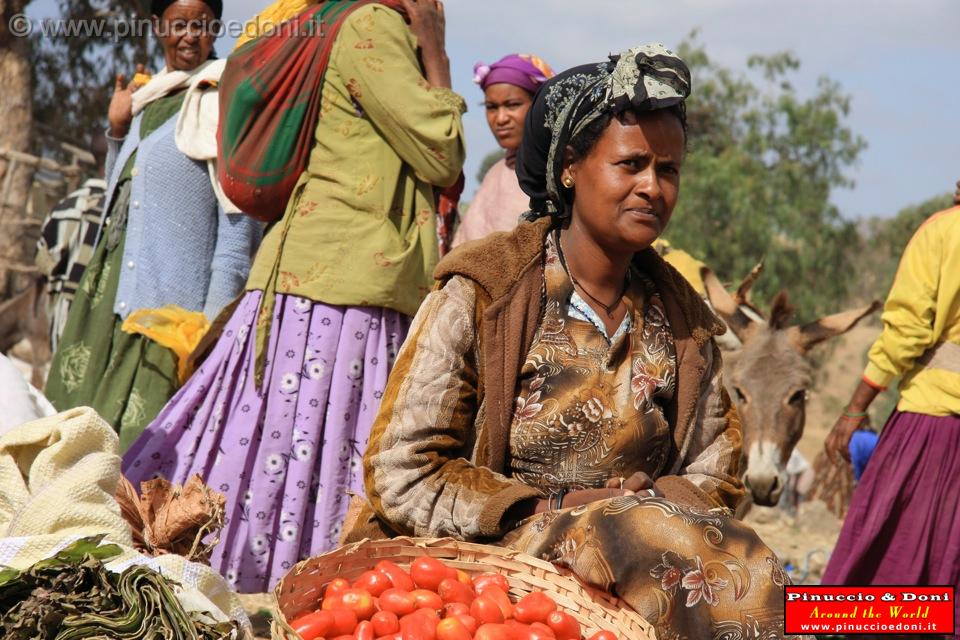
[238,592,274,639]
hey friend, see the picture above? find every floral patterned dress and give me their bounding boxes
[500,238,789,640]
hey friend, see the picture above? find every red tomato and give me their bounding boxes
[399,610,437,640]
[355,620,376,640]
[330,608,359,636]
[322,592,345,611]
[380,589,417,617]
[435,617,473,640]
[519,623,557,640]
[332,635,355,640]
[341,588,378,621]
[513,592,557,624]
[414,607,439,622]
[410,589,444,611]
[470,595,505,625]
[290,610,334,640]
[355,570,393,597]
[530,622,556,637]
[325,577,352,599]
[410,557,449,592]
[472,573,510,595]
[443,603,470,619]
[545,611,580,640]
[587,632,618,640]
[474,623,514,640]
[371,611,400,637]
[452,614,477,634]
[437,578,475,605]
[479,586,513,620]
[376,560,416,592]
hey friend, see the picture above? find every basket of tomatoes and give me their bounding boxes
[271,536,656,640]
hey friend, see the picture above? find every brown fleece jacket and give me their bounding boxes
[347,217,743,543]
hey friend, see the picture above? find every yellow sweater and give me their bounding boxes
[653,239,707,295]
[864,206,960,416]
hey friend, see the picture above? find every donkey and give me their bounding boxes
[700,265,880,508]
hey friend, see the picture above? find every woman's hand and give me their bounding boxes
[825,415,862,465]
[605,471,663,496]
[560,488,626,508]
[108,64,148,138]
[825,380,881,465]
[559,474,665,509]
[506,474,665,528]
[399,0,451,89]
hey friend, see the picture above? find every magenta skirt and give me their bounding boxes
[822,410,960,623]
[122,290,409,593]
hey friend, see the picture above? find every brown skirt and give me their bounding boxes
[501,495,788,639]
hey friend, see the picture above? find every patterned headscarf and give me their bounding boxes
[151,0,223,19]
[473,54,554,94]
[516,43,691,219]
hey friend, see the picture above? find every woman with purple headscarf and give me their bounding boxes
[452,54,553,247]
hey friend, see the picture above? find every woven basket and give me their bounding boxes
[271,536,656,640]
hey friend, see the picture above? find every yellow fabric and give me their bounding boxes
[0,406,132,542]
[864,206,960,416]
[653,239,707,295]
[121,305,211,385]
[0,408,250,634]
[245,4,466,322]
[235,0,310,48]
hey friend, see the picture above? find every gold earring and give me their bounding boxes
[562,175,574,188]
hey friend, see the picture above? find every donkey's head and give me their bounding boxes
[703,266,880,506]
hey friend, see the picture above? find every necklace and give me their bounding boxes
[556,232,630,319]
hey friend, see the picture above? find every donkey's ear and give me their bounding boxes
[702,266,755,340]
[734,260,764,306]
[789,301,882,353]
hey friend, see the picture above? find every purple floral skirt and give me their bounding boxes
[122,290,410,593]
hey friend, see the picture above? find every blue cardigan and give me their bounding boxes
[100,112,262,321]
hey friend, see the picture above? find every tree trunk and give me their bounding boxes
[0,0,35,297]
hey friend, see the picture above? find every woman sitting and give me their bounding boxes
[354,44,789,638]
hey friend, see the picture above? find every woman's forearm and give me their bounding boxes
[845,379,882,414]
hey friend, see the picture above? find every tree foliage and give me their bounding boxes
[30,0,163,158]
[476,149,505,184]
[853,192,954,304]
[664,36,866,322]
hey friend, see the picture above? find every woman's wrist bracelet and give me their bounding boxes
[842,409,868,419]
[551,488,567,511]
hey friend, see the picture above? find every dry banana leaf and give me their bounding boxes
[808,451,855,519]
[115,473,226,563]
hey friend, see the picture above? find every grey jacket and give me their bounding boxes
[100,112,262,320]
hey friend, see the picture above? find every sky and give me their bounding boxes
[28,0,960,219]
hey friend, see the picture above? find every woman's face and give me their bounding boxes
[484,83,533,151]
[154,0,216,71]
[565,110,684,253]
